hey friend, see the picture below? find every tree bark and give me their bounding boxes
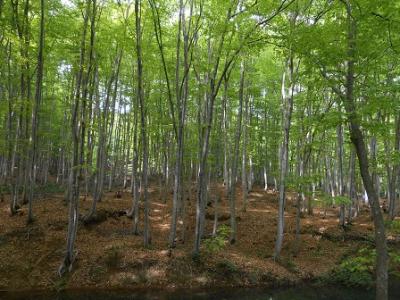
[135,0,150,247]
[241,89,248,212]
[59,0,90,276]
[389,115,400,219]
[274,55,295,259]
[228,60,245,244]
[27,0,45,223]
[337,2,388,298]
[337,122,345,227]
[348,146,357,221]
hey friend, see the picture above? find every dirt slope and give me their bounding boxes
[0,184,379,291]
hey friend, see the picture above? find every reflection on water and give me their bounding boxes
[2,285,400,300]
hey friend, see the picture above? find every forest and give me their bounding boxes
[0,0,400,299]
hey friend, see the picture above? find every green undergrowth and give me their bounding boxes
[203,225,231,254]
[386,219,400,235]
[0,182,64,197]
[321,246,400,288]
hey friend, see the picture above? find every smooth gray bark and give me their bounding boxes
[274,55,295,259]
[135,0,150,247]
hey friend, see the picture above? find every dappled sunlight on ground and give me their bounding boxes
[0,183,386,291]
[249,192,265,198]
[156,223,171,231]
[246,208,273,214]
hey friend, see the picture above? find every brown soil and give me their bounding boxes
[0,184,382,292]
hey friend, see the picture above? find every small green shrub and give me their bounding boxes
[0,184,7,194]
[203,225,231,253]
[332,248,375,287]
[316,193,352,208]
[389,250,400,278]
[332,196,352,206]
[328,247,400,287]
[317,192,333,208]
[385,220,400,234]
[40,182,65,194]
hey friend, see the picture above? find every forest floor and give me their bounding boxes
[0,183,398,292]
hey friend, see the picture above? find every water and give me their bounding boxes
[2,285,400,300]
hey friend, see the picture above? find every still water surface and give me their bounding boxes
[2,285,400,300]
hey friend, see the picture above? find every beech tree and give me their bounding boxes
[0,1,399,298]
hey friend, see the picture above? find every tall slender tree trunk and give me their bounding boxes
[193,6,236,257]
[59,0,90,275]
[135,0,150,247]
[337,122,345,227]
[349,146,357,219]
[27,0,45,223]
[228,61,245,244]
[389,115,400,219]
[223,75,230,195]
[241,90,248,212]
[87,53,121,221]
[169,0,184,248]
[274,56,295,259]
[339,2,388,298]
